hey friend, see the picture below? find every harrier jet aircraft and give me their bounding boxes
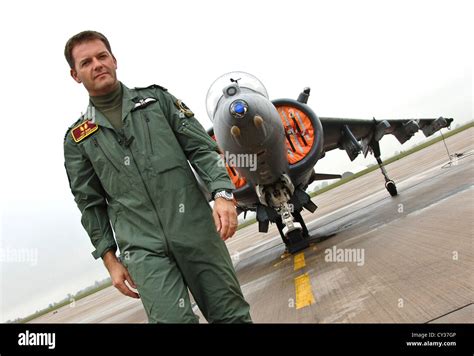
[205,72,453,253]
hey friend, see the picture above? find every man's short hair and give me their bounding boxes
[64,30,113,69]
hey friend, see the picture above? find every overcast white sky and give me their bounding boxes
[0,0,471,322]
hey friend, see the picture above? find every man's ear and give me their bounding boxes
[70,68,81,83]
[112,55,118,70]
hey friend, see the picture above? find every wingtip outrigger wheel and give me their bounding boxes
[385,180,398,197]
[370,140,398,198]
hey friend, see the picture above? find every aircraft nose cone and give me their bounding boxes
[234,102,245,113]
[230,99,248,118]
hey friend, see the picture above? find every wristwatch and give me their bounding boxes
[213,190,234,201]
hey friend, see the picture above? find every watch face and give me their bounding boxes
[215,191,233,200]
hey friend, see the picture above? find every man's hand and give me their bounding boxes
[213,198,238,240]
[102,250,140,299]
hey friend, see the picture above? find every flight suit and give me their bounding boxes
[64,83,251,323]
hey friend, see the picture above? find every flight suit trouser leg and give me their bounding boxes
[124,251,199,323]
[169,233,252,323]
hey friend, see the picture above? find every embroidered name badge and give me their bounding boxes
[71,120,99,143]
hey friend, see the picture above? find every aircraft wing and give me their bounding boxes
[319,117,453,160]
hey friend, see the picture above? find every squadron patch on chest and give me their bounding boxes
[71,120,99,143]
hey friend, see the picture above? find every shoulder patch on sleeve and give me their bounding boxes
[70,120,99,143]
[134,84,168,92]
[64,118,82,144]
[174,99,194,118]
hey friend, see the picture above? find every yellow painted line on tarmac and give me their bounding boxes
[293,252,306,271]
[294,273,315,309]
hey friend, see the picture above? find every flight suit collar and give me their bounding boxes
[89,108,113,129]
[84,82,139,130]
[121,83,139,121]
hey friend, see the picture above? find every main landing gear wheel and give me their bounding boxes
[385,180,398,197]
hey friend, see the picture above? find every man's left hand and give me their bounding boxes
[213,198,238,240]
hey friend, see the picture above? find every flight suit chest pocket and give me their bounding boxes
[133,107,178,159]
[81,137,131,197]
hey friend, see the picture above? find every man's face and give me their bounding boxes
[70,39,118,96]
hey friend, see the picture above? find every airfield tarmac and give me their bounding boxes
[30,127,473,323]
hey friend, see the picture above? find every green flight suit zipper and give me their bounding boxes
[120,133,170,255]
[143,114,154,154]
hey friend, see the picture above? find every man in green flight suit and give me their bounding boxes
[63,30,251,323]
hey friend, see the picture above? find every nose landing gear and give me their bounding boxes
[276,210,310,254]
[256,175,313,254]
